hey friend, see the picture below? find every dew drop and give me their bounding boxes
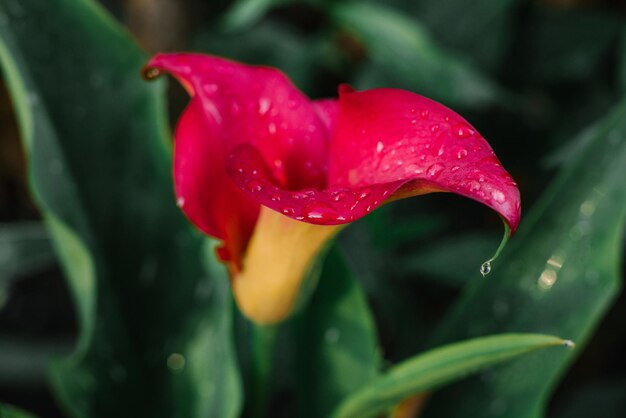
[480,261,492,277]
[431,124,440,133]
[204,84,218,94]
[410,119,417,125]
[376,141,384,153]
[358,189,371,200]
[293,192,309,200]
[420,109,429,118]
[246,181,263,193]
[268,123,277,134]
[491,189,506,203]
[281,206,295,215]
[406,164,424,174]
[453,123,475,138]
[451,165,460,172]
[457,149,468,159]
[176,197,185,208]
[303,202,340,222]
[427,163,444,177]
[258,98,271,115]
[563,340,576,349]
[468,181,481,192]
[438,146,445,157]
[270,193,281,202]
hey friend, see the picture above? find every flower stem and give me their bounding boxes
[250,323,278,418]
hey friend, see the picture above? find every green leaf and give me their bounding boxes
[0,404,38,418]
[291,247,381,418]
[422,97,626,417]
[331,334,570,418]
[331,1,507,108]
[0,222,55,299]
[0,1,241,417]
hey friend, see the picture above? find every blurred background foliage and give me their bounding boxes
[0,0,624,417]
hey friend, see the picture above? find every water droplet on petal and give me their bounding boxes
[268,123,277,134]
[303,202,340,222]
[376,141,384,153]
[468,181,481,192]
[451,165,460,172]
[176,197,185,208]
[358,189,371,200]
[420,109,429,118]
[492,189,506,203]
[453,123,475,138]
[427,163,444,177]
[480,261,492,277]
[563,340,576,349]
[438,146,445,156]
[281,206,295,215]
[406,164,424,174]
[332,190,348,201]
[457,149,468,159]
[246,181,263,193]
[204,84,218,94]
[431,124,440,133]
[258,98,271,115]
[270,193,281,201]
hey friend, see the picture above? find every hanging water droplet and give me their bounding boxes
[480,261,492,277]
[563,340,575,349]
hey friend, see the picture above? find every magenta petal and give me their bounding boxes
[328,88,521,233]
[227,144,405,225]
[144,53,334,263]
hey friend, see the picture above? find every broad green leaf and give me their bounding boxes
[422,97,626,417]
[0,0,241,417]
[0,404,37,418]
[331,334,569,418]
[291,247,381,418]
[0,222,55,298]
[331,1,506,108]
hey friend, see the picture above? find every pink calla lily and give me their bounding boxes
[143,53,521,324]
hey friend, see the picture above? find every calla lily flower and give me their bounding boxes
[143,53,520,325]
